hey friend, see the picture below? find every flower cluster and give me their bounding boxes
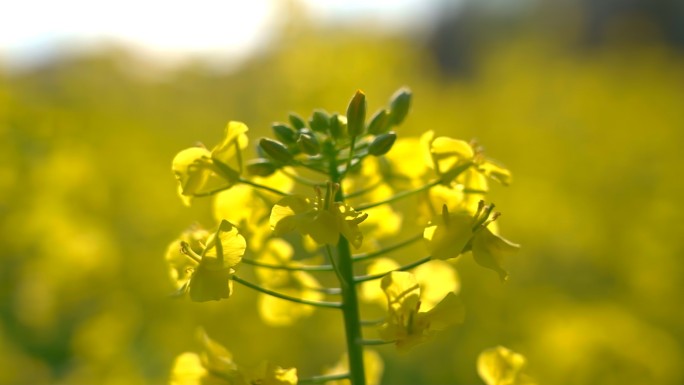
[164,88,525,384]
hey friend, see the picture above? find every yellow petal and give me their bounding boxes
[172,147,212,205]
[203,220,246,268]
[211,121,249,164]
[270,195,312,235]
[381,271,421,317]
[170,352,208,385]
[472,227,520,281]
[422,292,465,331]
[254,239,294,286]
[413,259,460,311]
[360,257,400,306]
[424,213,473,260]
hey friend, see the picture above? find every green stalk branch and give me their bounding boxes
[355,179,441,211]
[238,178,289,196]
[298,373,350,384]
[352,233,423,262]
[241,258,334,272]
[232,275,342,309]
[353,256,433,284]
[360,339,394,346]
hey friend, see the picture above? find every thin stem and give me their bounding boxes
[295,160,329,175]
[306,286,342,295]
[343,179,383,200]
[241,257,334,272]
[232,275,342,309]
[238,178,289,196]
[355,179,441,211]
[360,318,385,326]
[352,233,423,262]
[345,137,357,176]
[280,168,324,186]
[192,185,232,197]
[353,256,433,284]
[360,339,394,346]
[298,373,350,384]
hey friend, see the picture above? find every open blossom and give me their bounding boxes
[172,121,249,206]
[269,183,368,249]
[165,220,246,302]
[378,271,464,350]
[424,202,519,281]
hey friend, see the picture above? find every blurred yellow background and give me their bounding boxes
[2,1,684,384]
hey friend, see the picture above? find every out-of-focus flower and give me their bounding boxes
[254,239,324,326]
[477,346,536,385]
[169,329,297,385]
[424,203,519,281]
[378,271,464,350]
[270,183,367,249]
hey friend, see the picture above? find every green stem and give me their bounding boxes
[352,233,423,262]
[331,159,366,385]
[298,373,350,384]
[353,256,433,283]
[232,275,342,309]
[238,178,289,196]
[355,179,441,211]
[241,258,334,272]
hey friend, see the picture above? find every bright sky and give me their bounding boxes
[0,0,449,68]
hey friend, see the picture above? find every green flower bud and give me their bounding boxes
[246,158,277,177]
[388,87,412,126]
[368,131,397,156]
[367,109,390,135]
[329,113,344,139]
[259,138,293,164]
[272,123,298,144]
[288,112,307,130]
[297,132,320,155]
[309,109,331,133]
[346,89,366,138]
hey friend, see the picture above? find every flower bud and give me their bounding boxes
[246,158,277,177]
[309,109,331,133]
[368,131,397,156]
[367,109,390,135]
[388,87,412,126]
[259,138,293,164]
[346,89,366,138]
[297,132,320,155]
[288,112,307,130]
[272,123,298,144]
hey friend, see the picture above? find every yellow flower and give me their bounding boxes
[477,346,537,385]
[172,121,249,206]
[270,183,368,249]
[166,220,246,302]
[424,203,519,281]
[378,271,464,350]
[426,130,512,186]
[169,329,297,385]
[360,258,460,312]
